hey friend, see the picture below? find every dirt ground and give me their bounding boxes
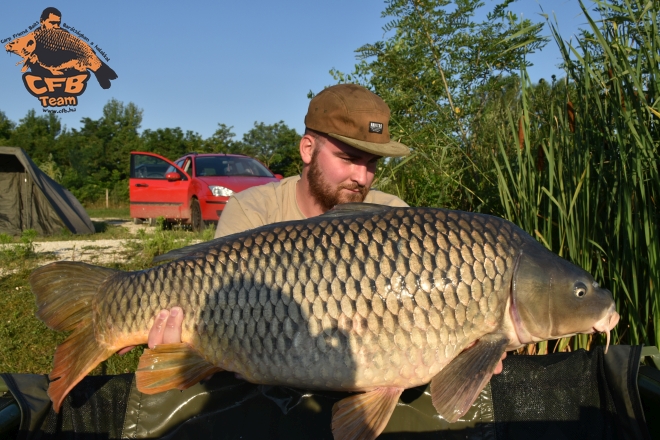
[33,219,155,265]
[0,220,155,277]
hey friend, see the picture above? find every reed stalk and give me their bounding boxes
[494,0,659,349]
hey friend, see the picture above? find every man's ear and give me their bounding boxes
[299,134,316,165]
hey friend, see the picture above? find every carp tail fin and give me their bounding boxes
[48,325,116,412]
[30,261,119,412]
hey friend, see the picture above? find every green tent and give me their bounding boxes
[0,146,94,236]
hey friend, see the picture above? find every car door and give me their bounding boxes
[129,152,190,220]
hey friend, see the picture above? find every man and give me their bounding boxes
[213,83,409,238]
[125,83,410,351]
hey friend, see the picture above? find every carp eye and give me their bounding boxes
[574,283,587,298]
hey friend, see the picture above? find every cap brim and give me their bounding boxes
[327,133,410,157]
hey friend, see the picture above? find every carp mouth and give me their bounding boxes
[591,307,620,354]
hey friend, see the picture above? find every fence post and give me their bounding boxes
[106,189,109,208]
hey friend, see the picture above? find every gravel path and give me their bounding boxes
[32,239,137,265]
[35,219,155,265]
[0,219,155,276]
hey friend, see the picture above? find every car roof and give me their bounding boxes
[176,153,253,160]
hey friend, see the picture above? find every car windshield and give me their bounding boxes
[194,156,274,177]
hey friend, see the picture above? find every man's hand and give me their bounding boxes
[117,307,183,355]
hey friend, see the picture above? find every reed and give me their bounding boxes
[495,0,659,350]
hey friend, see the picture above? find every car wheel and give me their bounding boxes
[148,218,158,227]
[133,218,142,225]
[191,199,204,232]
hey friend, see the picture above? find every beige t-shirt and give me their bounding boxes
[214,175,408,238]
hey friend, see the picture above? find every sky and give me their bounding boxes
[0,1,594,141]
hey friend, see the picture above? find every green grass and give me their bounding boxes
[0,266,143,374]
[0,221,138,244]
[84,205,130,219]
[0,270,66,373]
[0,221,215,375]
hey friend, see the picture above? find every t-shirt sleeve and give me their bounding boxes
[366,191,409,207]
[386,196,408,207]
[214,197,254,238]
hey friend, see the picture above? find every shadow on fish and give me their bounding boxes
[29,204,619,440]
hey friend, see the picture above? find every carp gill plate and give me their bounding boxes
[30,204,619,440]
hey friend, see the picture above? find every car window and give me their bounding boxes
[132,155,170,179]
[166,159,184,176]
[194,156,274,177]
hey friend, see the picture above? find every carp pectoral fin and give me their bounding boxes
[430,334,508,423]
[331,387,404,440]
[136,343,223,394]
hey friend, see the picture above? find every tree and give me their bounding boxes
[239,121,302,176]
[203,123,240,153]
[0,111,14,144]
[9,110,62,163]
[76,99,144,179]
[142,127,204,159]
[332,0,547,210]
[50,100,144,204]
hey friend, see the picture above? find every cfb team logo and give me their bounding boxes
[3,7,117,109]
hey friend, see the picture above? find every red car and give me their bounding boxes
[129,152,282,231]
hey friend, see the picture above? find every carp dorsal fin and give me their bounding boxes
[332,387,404,440]
[319,202,394,218]
[136,343,223,393]
[430,334,508,423]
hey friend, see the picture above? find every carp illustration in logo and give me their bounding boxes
[4,7,117,108]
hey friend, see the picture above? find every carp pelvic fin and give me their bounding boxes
[331,387,404,440]
[29,261,120,412]
[430,334,508,423]
[136,343,223,394]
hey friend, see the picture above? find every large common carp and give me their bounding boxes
[30,204,619,440]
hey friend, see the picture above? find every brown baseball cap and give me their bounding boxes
[304,84,410,157]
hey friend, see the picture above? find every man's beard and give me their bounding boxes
[307,149,369,212]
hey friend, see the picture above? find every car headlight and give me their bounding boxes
[209,186,234,197]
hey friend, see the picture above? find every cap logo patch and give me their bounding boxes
[369,122,384,134]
